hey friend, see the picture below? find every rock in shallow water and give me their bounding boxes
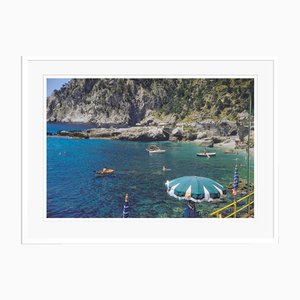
[56,126,169,141]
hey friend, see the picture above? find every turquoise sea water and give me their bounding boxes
[47,123,254,218]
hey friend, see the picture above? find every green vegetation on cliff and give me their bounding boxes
[47,78,254,125]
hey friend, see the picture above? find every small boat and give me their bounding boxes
[147,149,166,153]
[146,144,166,154]
[162,166,171,171]
[196,152,216,157]
[96,168,114,175]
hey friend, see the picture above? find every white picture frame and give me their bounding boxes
[22,57,277,244]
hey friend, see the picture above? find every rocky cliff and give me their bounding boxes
[47,78,254,125]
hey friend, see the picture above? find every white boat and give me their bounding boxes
[146,144,166,154]
[146,149,166,154]
[196,152,216,157]
[162,166,171,171]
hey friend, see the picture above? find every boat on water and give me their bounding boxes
[196,152,216,157]
[162,166,171,171]
[95,168,114,175]
[146,144,166,154]
[148,149,166,153]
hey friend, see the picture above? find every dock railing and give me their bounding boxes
[210,192,254,218]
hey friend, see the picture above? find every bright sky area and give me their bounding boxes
[47,78,71,96]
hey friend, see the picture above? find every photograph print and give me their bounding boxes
[47,78,254,218]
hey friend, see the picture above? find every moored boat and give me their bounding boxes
[146,144,166,154]
[196,152,216,157]
[147,149,166,153]
[96,168,114,175]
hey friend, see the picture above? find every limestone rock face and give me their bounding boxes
[197,138,214,147]
[50,125,252,148]
[237,125,249,142]
[211,136,226,144]
[56,126,169,141]
[184,131,197,141]
[196,132,207,139]
[169,127,184,141]
[118,127,168,141]
[171,127,183,137]
[217,119,236,136]
[47,78,254,125]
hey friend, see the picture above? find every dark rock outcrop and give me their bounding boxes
[54,126,169,141]
[50,124,253,149]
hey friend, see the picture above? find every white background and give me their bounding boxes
[24,60,273,243]
[0,1,297,299]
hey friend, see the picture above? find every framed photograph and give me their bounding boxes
[22,58,277,243]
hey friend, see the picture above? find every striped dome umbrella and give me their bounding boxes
[166,176,226,203]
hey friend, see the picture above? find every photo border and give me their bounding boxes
[22,57,277,244]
